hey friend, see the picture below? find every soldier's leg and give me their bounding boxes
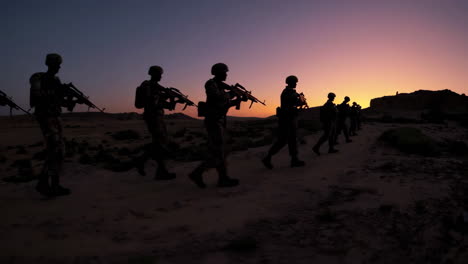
[334,120,343,143]
[267,122,288,156]
[343,122,351,142]
[287,120,304,167]
[189,119,222,188]
[262,119,288,169]
[152,117,175,180]
[36,117,54,196]
[207,120,238,187]
[313,122,331,155]
[48,118,69,196]
[328,123,338,153]
[135,119,154,176]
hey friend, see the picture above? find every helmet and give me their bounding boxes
[344,96,350,101]
[148,65,163,75]
[285,75,298,85]
[211,63,229,75]
[45,53,62,66]
[328,92,336,99]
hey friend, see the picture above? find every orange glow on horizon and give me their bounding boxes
[73,4,468,118]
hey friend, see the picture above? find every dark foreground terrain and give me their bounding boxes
[1,114,467,263]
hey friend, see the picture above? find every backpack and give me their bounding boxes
[29,72,44,108]
[135,81,149,109]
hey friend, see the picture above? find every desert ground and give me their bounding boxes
[0,113,467,264]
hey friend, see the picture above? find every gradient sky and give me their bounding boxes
[2,0,468,117]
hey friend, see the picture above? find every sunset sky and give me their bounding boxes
[2,0,468,117]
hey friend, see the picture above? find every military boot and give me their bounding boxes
[154,167,176,181]
[135,157,146,176]
[188,167,206,189]
[291,157,305,168]
[36,178,53,197]
[262,155,273,169]
[312,145,321,156]
[328,148,339,154]
[216,167,239,188]
[51,174,71,196]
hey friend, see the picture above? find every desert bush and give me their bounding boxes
[28,142,43,148]
[189,130,206,138]
[441,139,468,156]
[117,147,131,156]
[173,128,187,138]
[4,159,35,183]
[32,150,46,160]
[379,127,440,156]
[95,150,119,164]
[184,134,194,142]
[16,146,27,155]
[224,236,258,252]
[79,153,93,164]
[111,130,140,141]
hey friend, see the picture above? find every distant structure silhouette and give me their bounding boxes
[313,92,339,155]
[29,53,73,197]
[188,63,245,188]
[335,96,352,144]
[262,75,306,169]
[134,65,177,180]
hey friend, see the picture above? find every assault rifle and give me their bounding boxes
[0,89,32,117]
[164,87,197,110]
[229,83,266,109]
[63,83,105,113]
[298,92,309,109]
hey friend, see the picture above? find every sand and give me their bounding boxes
[0,116,467,263]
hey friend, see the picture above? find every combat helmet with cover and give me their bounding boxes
[30,54,63,108]
[285,75,298,85]
[211,63,229,75]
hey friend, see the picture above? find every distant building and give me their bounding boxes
[370,89,468,113]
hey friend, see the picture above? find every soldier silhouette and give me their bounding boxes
[29,54,75,197]
[356,104,362,130]
[134,66,177,180]
[349,102,358,136]
[262,75,305,169]
[335,96,352,144]
[313,92,339,155]
[188,63,244,188]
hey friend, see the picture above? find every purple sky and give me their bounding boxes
[2,0,468,117]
